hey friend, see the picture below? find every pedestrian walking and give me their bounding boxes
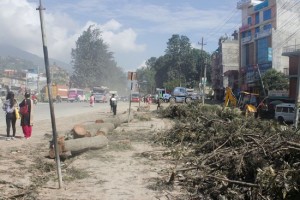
[2,91,18,140]
[110,94,117,115]
[19,92,33,139]
[90,93,95,107]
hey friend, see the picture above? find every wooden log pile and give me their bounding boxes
[49,112,134,158]
[156,103,300,199]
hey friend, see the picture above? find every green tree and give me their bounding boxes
[262,69,289,91]
[136,57,157,94]
[139,34,211,93]
[71,25,126,90]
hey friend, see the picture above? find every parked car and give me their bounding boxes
[274,103,299,123]
[257,97,295,119]
[131,93,140,102]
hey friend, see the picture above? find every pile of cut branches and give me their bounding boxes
[156,102,300,199]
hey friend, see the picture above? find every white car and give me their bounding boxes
[275,103,299,123]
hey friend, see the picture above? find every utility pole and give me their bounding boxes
[198,37,206,105]
[294,56,300,129]
[37,66,40,93]
[37,0,63,188]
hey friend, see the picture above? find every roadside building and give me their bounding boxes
[211,33,239,100]
[237,0,300,94]
[282,45,300,100]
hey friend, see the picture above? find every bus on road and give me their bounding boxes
[68,88,84,102]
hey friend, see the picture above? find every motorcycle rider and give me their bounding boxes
[31,93,38,105]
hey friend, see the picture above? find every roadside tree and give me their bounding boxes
[71,25,126,91]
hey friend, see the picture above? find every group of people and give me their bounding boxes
[2,91,33,140]
[89,93,117,115]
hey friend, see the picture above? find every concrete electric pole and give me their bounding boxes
[198,37,206,105]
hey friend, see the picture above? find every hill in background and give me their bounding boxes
[0,44,72,73]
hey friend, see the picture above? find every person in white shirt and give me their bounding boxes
[2,91,18,140]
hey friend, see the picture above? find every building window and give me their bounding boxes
[255,12,260,24]
[255,27,260,34]
[263,24,272,30]
[248,17,252,25]
[247,30,251,37]
[283,68,289,76]
[263,9,271,21]
[257,38,269,63]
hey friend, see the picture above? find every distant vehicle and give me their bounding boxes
[93,86,108,103]
[156,88,171,103]
[186,88,201,100]
[162,93,171,102]
[257,96,295,119]
[224,87,259,115]
[42,84,68,102]
[119,96,129,102]
[131,93,140,102]
[95,93,107,103]
[168,87,192,103]
[275,103,299,123]
[68,88,84,102]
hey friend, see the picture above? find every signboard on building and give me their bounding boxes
[254,0,269,11]
[268,48,272,61]
[268,90,289,97]
[127,72,137,80]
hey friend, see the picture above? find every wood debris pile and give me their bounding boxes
[156,103,300,199]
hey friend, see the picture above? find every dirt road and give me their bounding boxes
[0,103,174,200]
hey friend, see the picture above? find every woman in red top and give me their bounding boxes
[19,92,33,139]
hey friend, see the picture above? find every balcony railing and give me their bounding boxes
[237,0,251,9]
[255,29,272,39]
[282,44,300,54]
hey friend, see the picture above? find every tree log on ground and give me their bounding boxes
[72,123,115,138]
[85,123,115,137]
[49,135,108,158]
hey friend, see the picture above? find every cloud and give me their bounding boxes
[0,0,241,70]
[0,0,145,65]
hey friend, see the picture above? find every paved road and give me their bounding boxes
[0,101,136,127]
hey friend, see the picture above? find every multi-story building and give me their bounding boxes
[211,33,239,100]
[237,0,300,94]
[282,44,300,99]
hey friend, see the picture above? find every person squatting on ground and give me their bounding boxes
[19,92,34,139]
[110,94,117,115]
[2,91,18,141]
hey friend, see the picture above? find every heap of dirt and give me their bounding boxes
[154,102,300,199]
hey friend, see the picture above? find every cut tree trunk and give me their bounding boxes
[85,123,115,137]
[72,123,115,138]
[49,135,108,158]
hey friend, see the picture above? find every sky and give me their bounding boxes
[0,0,241,72]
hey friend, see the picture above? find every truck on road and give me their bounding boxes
[92,86,109,103]
[42,84,68,102]
[168,87,193,104]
